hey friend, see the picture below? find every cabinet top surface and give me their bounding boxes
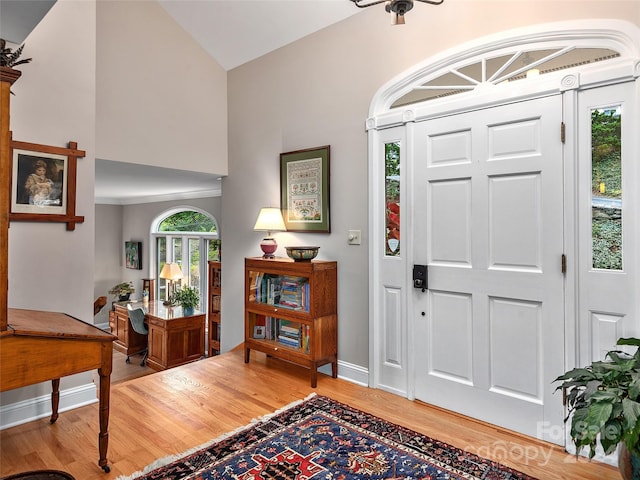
[245,257,336,267]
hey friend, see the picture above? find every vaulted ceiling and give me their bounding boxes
[0,0,363,204]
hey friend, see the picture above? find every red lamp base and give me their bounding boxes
[260,237,277,258]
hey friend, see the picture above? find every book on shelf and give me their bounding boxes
[277,334,300,348]
[279,325,299,336]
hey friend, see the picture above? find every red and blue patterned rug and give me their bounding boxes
[117,394,536,479]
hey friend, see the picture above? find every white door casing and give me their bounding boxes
[367,20,640,445]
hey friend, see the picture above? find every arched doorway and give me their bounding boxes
[151,207,220,309]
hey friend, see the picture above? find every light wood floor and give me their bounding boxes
[1,347,621,480]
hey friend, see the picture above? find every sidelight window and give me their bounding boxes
[591,106,622,270]
[385,142,400,257]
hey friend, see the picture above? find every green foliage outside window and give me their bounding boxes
[159,211,217,233]
[591,108,622,270]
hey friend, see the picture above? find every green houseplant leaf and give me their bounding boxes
[173,285,199,310]
[555,337,640,459]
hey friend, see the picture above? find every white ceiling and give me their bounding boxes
[158,0,361,71]
[0,0,363,204]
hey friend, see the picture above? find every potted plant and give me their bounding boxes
[108,282,136,301]
[554,337,640,479]
[173,285,199,316]
[0,39,32,68]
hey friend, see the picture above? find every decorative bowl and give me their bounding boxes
[285,246,319,262]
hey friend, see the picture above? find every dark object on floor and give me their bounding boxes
[1,470,75,480]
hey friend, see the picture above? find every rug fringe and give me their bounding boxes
[114,392,317,480]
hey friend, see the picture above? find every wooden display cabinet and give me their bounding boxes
[244,257,337,387]
[208,261,221,357]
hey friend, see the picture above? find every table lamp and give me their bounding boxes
[159,262,183,305]
[253,207,286,258]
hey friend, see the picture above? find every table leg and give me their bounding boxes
[49,378,60,423]
[310,362,318,388]
[97,343,113,472]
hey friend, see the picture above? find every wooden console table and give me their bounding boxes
[0,309,116,472]
[112,301,205,371]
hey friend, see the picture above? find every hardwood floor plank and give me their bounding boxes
[1,347,620,480]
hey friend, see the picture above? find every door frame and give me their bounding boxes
[367,20,640,435]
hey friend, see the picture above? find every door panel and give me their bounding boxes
[413,95,565,443]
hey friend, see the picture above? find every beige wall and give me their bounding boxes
[224,1,640,369]
[95,0,228,176]
[94,204,123,326]
[2,0,226,411]
[4,0,97,404]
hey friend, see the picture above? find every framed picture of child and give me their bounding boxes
[9,139,85,231]
[11,149,67,214]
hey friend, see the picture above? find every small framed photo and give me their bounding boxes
[125,241,142,270]
[280,145,330,233]
[253,326,265,339]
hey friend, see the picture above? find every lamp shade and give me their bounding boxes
[159,262,183,281]
[253,208,286,233]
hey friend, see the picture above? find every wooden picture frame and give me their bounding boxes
[9,137,85,231]
[280,145,330,233]
[125,241,142,270]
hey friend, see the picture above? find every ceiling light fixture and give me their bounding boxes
[350,0,444,25]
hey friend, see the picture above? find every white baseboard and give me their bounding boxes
[0,383,97,430]
[95,321,110,331]
[319,359,369,387]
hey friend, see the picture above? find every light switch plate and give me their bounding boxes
[348,230,361,245]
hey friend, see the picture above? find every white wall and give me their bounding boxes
[4,0,97,405]
[95,0,228,176]
[3,0,226,415]
[223,1,640,370]
[94,203,123,326]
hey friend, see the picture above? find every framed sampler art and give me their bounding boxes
[280,145,330,233]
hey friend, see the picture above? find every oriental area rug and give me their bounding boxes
[116,394,536,480]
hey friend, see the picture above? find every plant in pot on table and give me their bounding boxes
[173,285,199,316]
[554,337,640,480]
[108,282,135,302]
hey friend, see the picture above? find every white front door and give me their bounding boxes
[412,95,565,442]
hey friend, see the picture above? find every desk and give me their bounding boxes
[112,301,205,371]
[0,309,116,472]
